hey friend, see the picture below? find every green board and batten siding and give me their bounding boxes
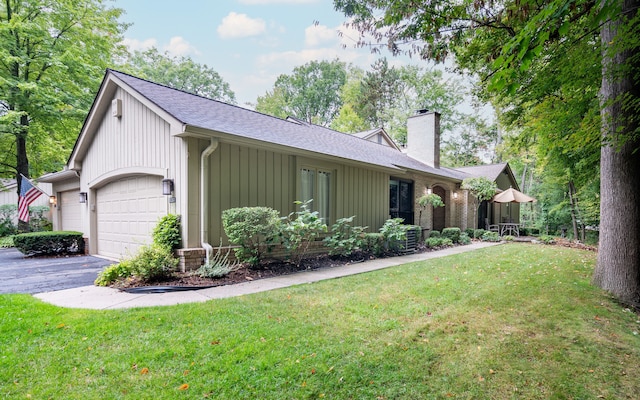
[204,140,390,243]
[206,141,296,244]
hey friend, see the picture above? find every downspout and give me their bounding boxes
[201,138,219,264]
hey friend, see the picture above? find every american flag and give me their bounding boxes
[18,175,44,222]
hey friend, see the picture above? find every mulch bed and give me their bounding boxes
[553,238,598,252]
[112,247,428,290]
[110,238,598,290]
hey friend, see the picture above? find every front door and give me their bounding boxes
[390,178,414,224]
[432,185,446,231]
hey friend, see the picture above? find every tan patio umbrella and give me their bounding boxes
[492,187,536,226]
[492,187,536,203]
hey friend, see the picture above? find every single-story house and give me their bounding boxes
[41,69,519,267]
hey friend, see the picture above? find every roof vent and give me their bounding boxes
[112,98,122,118]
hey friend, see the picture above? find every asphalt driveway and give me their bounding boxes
[0,248,113,294]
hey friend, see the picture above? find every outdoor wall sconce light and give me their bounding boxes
[452,191,459,200]
[426,187,432,195]
[79,192,88,203]
[49,196,57,207]
[162,178,174,195]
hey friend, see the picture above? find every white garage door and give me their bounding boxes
[59,190,82,232]
[96,176,166,259]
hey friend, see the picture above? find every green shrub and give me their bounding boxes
[503,235,515,242]
[363,233,385,257]
[197,245,240,279]
[538,235,556,244]
[129,245,179,282]
[473,229,487,239]
[522,227,540,236]
[0,236,14,248]
[0,204,16,237]
[465,228,475,238]
[323,216,367,257]
[95,261,134,286]
[379,218,408,253]
[152,214,182,251]
[13,231,84,256]
[441,227,461,243]
[425,237,453,248]
[279,200,327,265]
[222,206,281,266]
[28,206,51,232]
[429,230,441,238]
[482,231,501,242]
[459,232,472,245]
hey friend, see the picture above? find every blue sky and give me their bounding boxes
[112,0,443,107]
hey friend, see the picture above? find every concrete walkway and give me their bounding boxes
[34,242,500,310]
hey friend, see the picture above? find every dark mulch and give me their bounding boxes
[113,245,442,290]
[113,239,597,291]
[553,238,598,252]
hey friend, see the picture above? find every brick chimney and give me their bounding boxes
[406,109,440,168]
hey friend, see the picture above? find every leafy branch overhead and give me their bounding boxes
[462,177,498,203]
[418,193,445,208]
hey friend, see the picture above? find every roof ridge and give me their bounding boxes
[107,69,305,129]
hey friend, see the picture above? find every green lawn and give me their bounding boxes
[1,243,639,399]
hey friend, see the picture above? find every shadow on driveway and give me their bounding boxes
[0,248,113,294]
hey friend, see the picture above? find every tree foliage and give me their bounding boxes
[256,59,347,126]
[0,0,126,180]
[121,48,236,103]
[334,0,640,305]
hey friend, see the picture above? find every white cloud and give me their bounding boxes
[121,37,157,52]
[304,24,338,47]
[257,47,363,70]
[238,0,318,4]
[217,12,267,39]
[163,36,201,57]
[120,36,199,57]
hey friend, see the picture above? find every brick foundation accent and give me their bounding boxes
[176,248,206,272]
[176,241,329,272]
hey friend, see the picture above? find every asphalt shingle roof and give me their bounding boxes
[109,70,463,180]
[456,163,510,181]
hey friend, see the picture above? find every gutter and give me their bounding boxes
[200,138,219,264]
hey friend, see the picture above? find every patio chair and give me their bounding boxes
[485,218,499,232]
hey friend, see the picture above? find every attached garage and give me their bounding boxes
[95,175,166,259]
[59,190,82,232]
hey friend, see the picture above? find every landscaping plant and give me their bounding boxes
[425,236,453,248]
[441,227,461,243]
[481,231,501,242]
[379,218,408,253]
[222,206,281,266]
[94,260,134,286]
[279,200,327,265]
[197,242,240,279]
[152,214,182,251]
[323,216,367,257]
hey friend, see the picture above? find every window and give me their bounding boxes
[300,167,332,223]
[389,178,414,223]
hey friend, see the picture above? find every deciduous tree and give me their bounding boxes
[0,0,125,185]
[334,0,640,306]
[122,48,236,104]
[255,60,347,126]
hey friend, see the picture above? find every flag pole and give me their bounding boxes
[19,173,50,197]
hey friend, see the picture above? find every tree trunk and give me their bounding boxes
[16,115,30,232]
[568,181,580,241]
[593,0,640,307]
